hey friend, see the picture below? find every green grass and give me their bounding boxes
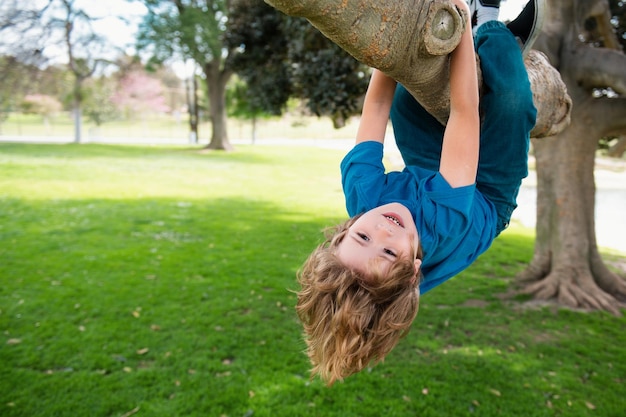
[0,143,624,417]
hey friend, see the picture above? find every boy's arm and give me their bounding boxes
[439,1,480,188]
[355,69,397,145]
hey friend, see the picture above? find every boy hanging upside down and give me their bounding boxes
[296,0,544,384]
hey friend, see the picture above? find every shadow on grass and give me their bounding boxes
[1,196,625,417]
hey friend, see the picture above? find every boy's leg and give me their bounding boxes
[390,86,444,173]
[473,19,537,234]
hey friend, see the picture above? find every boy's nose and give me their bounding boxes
[376,223,394,235]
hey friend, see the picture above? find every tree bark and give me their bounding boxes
[517,0,626,315]
[607,135,626,158]
[264,0,572,138]
[204,62,234,151]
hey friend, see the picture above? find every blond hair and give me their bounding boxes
[296,216,421,385]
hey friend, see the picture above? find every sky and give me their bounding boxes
[74,0,148,56]
[500,0,528,21]
[86,0,148,50]
[14,0,149,65]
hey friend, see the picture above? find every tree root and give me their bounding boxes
[515,252,551,283]
[521,269,625,316]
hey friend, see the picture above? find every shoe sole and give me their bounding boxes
[520,0,546,57]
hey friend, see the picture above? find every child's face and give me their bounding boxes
[336,203,421,278]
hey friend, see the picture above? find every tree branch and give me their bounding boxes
[569,46,626,95]
[265,0,572,138]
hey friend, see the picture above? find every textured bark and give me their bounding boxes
[204,62,234,151]
[517,0,626,315]
[264,0,572,138]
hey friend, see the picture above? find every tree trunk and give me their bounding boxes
[204,62,234,151]
[73,86,82,144]
[186,75,199,144]
[517,0,626,315]
[264,0,572,138]
[251,116,257,145]
[521,111,626,314]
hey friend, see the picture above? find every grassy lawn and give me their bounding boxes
[0,143,624,417]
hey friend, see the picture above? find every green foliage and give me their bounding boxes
[82,77,121,126]
[0,56,71,117]
[137,0,232,67]
[284,17,369,126]
[226,1,369,126]
[0,143,624,417]
[226,0,292,116]
[226,77,273,120]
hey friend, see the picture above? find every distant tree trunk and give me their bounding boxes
[72,80,83,143]
[517,0,626,314]
[204,62,233,151]
[186,75,199,144]
[251,116,257,145]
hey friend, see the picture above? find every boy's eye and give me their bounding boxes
[384,248,397,257]
[357,233,369,241]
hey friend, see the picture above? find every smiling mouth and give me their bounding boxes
[383,213,404,228]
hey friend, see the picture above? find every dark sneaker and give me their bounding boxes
[477,0,501,7]
[506,0,546,57]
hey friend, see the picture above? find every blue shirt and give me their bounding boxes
[341,141,498,294]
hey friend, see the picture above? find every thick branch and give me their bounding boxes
[265,0,572,138]
[569,46,626,95]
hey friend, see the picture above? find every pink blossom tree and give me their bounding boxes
[112,71,170,117]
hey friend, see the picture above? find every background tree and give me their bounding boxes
[517,0,626,314]
[112,71,170,117]
[226,0,291,118]
[286,17,369,128]
[20,94,63,133]
[59,1,107,143]
[0,56,38,133]
[226,78,266,144]
[0,56,71,134]
[82,76,121,127]
[0,0,131,143]
[137,0,236,150]
[226,0,369,128]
